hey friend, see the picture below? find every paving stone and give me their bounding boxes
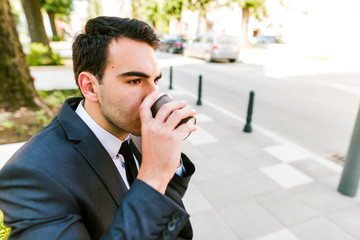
[290,182,356,214]
[256,229,299,240]
[289,217,357,240]
[187,126,218,145]
[291,159,337,180]
[196,177,250,207]
[183,183,213,215]
[326,206,360,239]
[190,209,240,240]
[228,140,281,168]
[260,163,314,189]
[257,190,319,226]
[218,199,284,240]
[232,170,281,197]
[264,145,309,163]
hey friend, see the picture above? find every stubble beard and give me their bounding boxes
[100,102,142,138]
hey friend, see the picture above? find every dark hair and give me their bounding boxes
[72,17,161,86]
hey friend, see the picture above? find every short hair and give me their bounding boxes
[72,17,161,86]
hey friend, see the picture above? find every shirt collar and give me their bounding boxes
[75,100,131,159]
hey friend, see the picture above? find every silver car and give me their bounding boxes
[183,34,240,62]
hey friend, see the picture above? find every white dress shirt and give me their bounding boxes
[75,101,184,189]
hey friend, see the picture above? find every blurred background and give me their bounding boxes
[4,0,360,162]
[2,1,360,239]
[10,0,360,59]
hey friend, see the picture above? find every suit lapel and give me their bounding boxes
[58,97,128,207]
[75,132,128,207]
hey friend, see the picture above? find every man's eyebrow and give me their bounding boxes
[119,71,162,80]
[155,72,162,81]
[120,71,150,78]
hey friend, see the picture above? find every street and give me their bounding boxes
[156,48,360,161]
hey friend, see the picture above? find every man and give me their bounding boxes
[0,17,197,239]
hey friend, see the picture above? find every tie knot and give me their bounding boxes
[119,141,130,155]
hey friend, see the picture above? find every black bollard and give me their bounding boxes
[244,91,255,133]
[169,66,173,90]
[196,75,202,106]
[338,104,360,197]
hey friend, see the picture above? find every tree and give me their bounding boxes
[163,0,184,21]
[20,0,50,46]
[88,0,103,18]
[162,0,184,33]
[234,0,267,49]
[132,0,161,28]
[0,0,49,112]
[186,0,214,33]
[40,0,73,40]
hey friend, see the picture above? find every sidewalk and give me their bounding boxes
[1,56,360,239]
[174,87,360,240]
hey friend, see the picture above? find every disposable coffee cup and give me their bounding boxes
[151,93,196,139]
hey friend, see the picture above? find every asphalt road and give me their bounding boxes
[157,50,360,159]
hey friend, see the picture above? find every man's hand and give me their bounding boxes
[137,91,197,194]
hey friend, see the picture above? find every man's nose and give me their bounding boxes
[147,81,158,93]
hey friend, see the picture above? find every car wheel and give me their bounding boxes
[229,59,236,63]
[204,52,212,62]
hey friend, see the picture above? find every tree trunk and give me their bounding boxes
[47,10,59,39]
[240,7,250,50]
[0,0,49,113]
[21,0,49,46]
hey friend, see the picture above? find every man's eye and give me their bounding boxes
[154,78,160,85]
[129,79,141,85]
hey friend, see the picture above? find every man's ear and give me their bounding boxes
[78,72,99,102]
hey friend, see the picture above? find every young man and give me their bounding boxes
[0,17,197,239]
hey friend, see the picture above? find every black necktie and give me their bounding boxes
[119,141,138,186]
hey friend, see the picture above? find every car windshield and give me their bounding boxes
[217,36,239,44]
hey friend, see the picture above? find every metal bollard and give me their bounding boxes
[169,66,173,89]
[338,104,360,197]
[243,91,255,133]
[196,75,202,106]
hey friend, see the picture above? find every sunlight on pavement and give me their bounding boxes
[0,142,25,169]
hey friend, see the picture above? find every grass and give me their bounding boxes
[0,210,10,240]
[0,89,81,144]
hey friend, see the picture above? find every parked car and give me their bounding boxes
[183,34,240,62]
[160,34,187,54]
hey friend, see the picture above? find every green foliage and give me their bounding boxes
[35,89,81,133]
[186,0,214,17]
[26,43,63,66]
[133,0,161,27]
[0,210,10,240]
[35,109,51,126]
[163,0,184,20]
[233,0,267,20]
[37,89,81,108]
[0,121,14,129]
[51,35,65,41]
[40,0,73,16]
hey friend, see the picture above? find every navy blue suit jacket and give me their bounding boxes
[0,97,195,239]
